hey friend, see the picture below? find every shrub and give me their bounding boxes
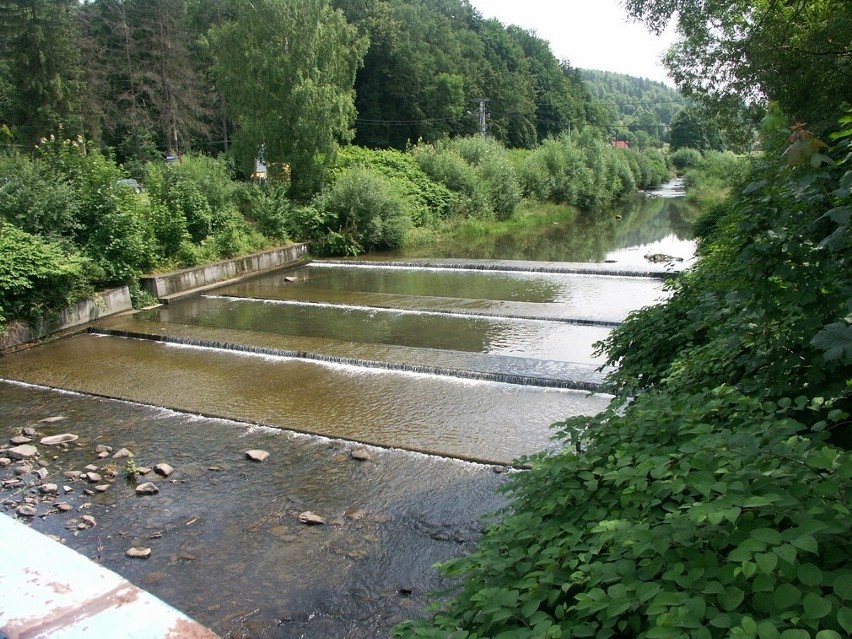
[670,147,704,172]
[0,224,91,325]
[314,166,414,255]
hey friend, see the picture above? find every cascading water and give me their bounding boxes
[0,185,698,637]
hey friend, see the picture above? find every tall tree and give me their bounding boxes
[210,0,367,195]
[0,0,86,147]
[623,0,852,135]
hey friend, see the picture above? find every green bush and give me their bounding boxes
[671,147,704,172]
[413,143,487,216]
[0,224,91,325]
[0,152,81,242]
[396,113,852,639]
[314,166,414,255]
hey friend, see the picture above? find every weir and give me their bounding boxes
[0,186,699,637]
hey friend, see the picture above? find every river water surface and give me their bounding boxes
[0,186,697,637]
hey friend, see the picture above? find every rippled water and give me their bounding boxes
[0,183,696,637]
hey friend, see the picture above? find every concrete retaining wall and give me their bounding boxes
[140,243,309,300]
[1,286,132,353]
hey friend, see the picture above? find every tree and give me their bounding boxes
[0,0,86,147]
[622,0,852,136]
[210,0,367,196]
[669,105,723,151]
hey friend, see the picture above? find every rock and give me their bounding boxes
[135,482,159,495]
[84,464,98,472]
[0,457,11,467]
[35,467,48,479]
[63,486,73,494]
[81,515,97,528]
[343,507,367,521]
[95,484,110,493]
[85,472,102,483]
[22,426,37,437]
[83,489,94,496]
[7,444,38,460]
[245,450,269,462]
[284,276,297,282]
[10,435,32,445]
[112,448,132,459]
[127,547,152,559]
[39,416,67,424]
[153,463,174,478]
[54,502,73,512]
[40,433,79,446]
[97,451,109,459]
[16,504,37,517]
[298,511,326,525]
[3,479,23,488]
[39,483,59,494]
[64,470,83,480]
[94,444,112,454]
[14,464,33,476]
[350,448,371,462]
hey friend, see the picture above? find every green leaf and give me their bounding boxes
[811,322,852,362]
[802,592,832,620]
[815,631,842,639]
[840,607,852,634]
[791,535,818,554]
[774,584,802,610]
[756,553,778,574]
[719,586,745,611]
[796,564,823,587]
[751,528,783,545]
[757,620,780,639]
[834,574,852,601]
[780,631,810,639]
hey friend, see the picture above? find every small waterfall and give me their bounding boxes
[313,259,676,279]
[204,294,623,328]
[90,327,606,392]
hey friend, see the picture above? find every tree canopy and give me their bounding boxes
[623,0,852,136]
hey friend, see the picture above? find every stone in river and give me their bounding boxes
[39,416,67,424]
[153,463,174,477]
[40,433,79,446]
[298,511,326,525]
[135,482,159,495]
[16,504,37,517]
[85,472,102,483]
[350,448,371,462]
[10,435,32,445]
[112,448,132,459]
[343,507,367,521]
[0,458,11,468]
[7,444,38,460]
[126,546,152,559]
[39,483,59,494]
[245,450,269,462]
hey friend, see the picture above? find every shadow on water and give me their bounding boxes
[0,181,697,637]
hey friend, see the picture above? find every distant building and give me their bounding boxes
[611,140,630,149]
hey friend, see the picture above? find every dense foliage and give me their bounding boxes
[394,114,852,638]
[578,70,687,150]
[623,0,852,139]
[0,0,606,183]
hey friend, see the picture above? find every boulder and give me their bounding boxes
[7,444,38,460]
[10,436,32,445]
[112,448,132,459]
[350,448,371,462]
[298,511,326,525]
[40,433,79,446]
[38,416,67,424]
[126,547,152,559]
[153,463,174,477]
[245,450,270,462]
[135,482,159,496]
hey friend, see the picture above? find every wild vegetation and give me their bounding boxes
[2,0,851,635]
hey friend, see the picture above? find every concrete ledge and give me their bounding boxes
[140,243,309,301]
[1,287,132,354]
[0,514,219,638]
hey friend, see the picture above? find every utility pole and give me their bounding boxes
[474,98,489,137]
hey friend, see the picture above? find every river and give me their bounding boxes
[0,184,697,637]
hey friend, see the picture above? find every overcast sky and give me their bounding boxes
[467,0,677,86]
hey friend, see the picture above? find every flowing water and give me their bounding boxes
[0,185,698,637]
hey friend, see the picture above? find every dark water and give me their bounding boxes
[0,184,697,637]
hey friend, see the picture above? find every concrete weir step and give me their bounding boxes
[0,514,219,638]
